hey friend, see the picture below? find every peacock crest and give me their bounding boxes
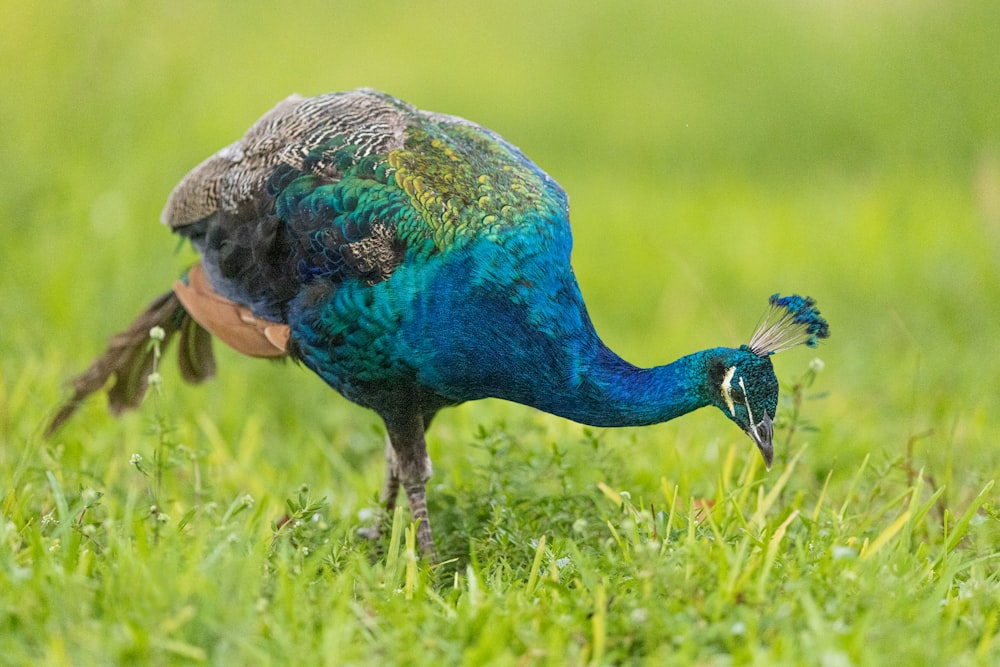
[747,294,830,357]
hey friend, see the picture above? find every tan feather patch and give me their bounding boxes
[174,264,289,358]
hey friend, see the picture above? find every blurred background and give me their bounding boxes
[2,0,998,500]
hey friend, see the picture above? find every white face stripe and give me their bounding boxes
[739,376,757,441]
[721,366,737,416]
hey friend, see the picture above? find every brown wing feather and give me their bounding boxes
[173,263,289,358]
[160,90,410,231]
[46,291,216,436]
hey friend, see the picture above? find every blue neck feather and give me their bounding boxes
[515,345,720,428]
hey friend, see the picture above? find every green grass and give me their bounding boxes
[2,0,1000,664]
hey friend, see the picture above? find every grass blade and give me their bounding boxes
[943,480,995,555]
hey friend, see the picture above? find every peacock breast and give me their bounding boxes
[287,221,591,415]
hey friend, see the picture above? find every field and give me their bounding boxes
[2,1,999,664]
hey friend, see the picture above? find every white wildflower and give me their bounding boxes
[832,545,857,560]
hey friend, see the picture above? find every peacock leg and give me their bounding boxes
[403,482,435,561]
[385,416,436,560]
[381,436,401,516]
[358,436,400,541]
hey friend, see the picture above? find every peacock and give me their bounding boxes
[48,89,829,559]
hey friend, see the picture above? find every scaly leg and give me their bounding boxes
[404,481,434,561]
[381,436,402,516]
[358,436,400,541]
[385,415,436,561]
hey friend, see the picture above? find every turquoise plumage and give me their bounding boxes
[49,89,829,559]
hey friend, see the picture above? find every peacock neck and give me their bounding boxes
[395,240,728,428]
[519,344,722,429]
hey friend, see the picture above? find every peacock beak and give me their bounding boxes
[745,414,774,471]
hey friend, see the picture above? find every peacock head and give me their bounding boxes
[708,294,829,470]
